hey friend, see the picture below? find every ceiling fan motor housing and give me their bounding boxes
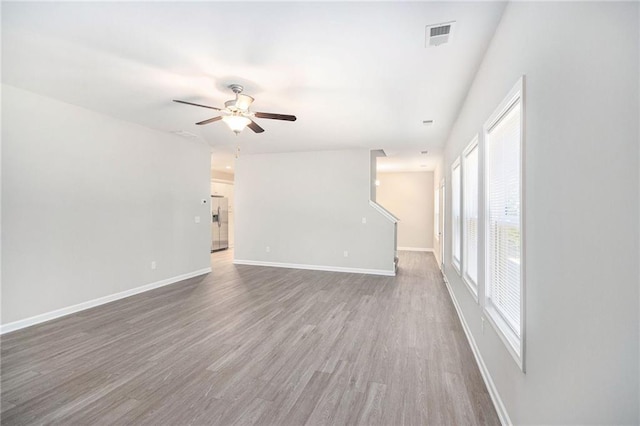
[225,94,255,113]
[173,83,296,133]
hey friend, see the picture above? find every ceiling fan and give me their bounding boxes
[173,84,297,135]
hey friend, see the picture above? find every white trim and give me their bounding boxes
[485,76,523,131]
[462,275,479,304]
[233,259,395,277]
[520,76,527,373]
[461,135,480,304]
[482,75,526,372]
[0,268,212,335]
[439,178,446,272]
[483,304,523,370]
[452,262,461,276]
[434,187,440,242]
[451,157,462,271]
[462,135,479,158]
[368,200,399,223]
[442,272,512,426]
[397,247,434,252]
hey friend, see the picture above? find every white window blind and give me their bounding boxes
[463,139,479,292]
[486,100,522,341]
[451,159,461,270]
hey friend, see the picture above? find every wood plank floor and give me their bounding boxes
[1,251,499,425]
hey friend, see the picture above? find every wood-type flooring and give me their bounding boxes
[1,250,499,425]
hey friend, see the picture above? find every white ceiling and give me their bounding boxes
[2,2,505,173]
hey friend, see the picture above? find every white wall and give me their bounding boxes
[1,84,212,326]
[234,150,396,274]
[377,171,434,250]
[440,3,639,424]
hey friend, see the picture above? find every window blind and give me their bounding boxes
[452,160,461,269]
[463,141,479,288]
[486,102,522,336]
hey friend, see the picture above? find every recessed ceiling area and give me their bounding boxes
[2,2,506,173]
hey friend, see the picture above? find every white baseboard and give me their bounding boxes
[233,259,395,277]
[442,272,512,426]
[397,247,434,252]
[0,267,212,335]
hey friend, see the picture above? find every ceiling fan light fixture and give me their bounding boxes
[222,115,251,134]
[174,84,296,134]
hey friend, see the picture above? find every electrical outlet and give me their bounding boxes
[151,261,157,270]
[344,250,349,257]
[362,217,367,224]
[266,246,271,253]
[195,216,201,223]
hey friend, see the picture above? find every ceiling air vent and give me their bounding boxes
[425,21,456,47]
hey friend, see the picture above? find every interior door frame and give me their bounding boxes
[439,178,445,272]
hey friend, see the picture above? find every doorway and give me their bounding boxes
[211,179,235,249]
[439,178,445,271]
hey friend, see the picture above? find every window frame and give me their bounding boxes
[482,76,526,372]
[462,136,479,302]
[451,157,462,274]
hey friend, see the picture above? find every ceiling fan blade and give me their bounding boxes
[254,112,297,121]
[196,116,223,125]
[173,100,221,111]
[247,120,265,133]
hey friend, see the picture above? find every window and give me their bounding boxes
[462,137,479,298]
[451,158,461,272]
[484,77,525,370]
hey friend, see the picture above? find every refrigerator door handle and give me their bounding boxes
[218,206,221,228]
